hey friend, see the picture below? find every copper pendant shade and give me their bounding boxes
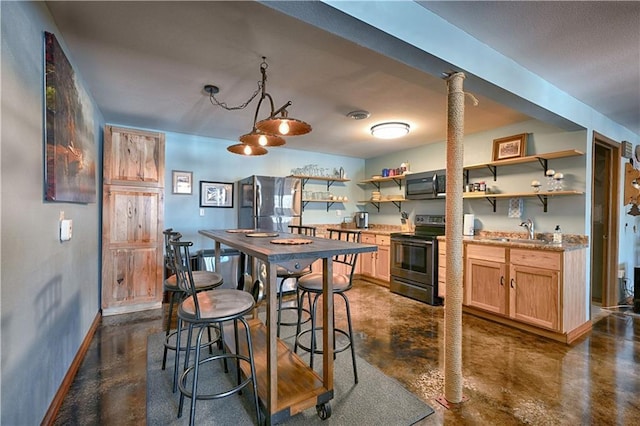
[239,130,286,147]
[226,143,268,156]
[256,115,312,137]
[206,57,311,156]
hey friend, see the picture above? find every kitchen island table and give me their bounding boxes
[198,229,377,424]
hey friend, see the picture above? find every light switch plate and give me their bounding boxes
[60,219,73,241]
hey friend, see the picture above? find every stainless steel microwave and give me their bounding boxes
[404,170,446,200]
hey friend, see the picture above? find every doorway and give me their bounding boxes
[590,133,620,311]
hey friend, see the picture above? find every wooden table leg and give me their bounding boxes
[266,262,278,418]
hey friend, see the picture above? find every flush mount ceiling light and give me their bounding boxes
[370,122,410,139]
[205,57,312,155]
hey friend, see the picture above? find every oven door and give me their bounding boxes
[390,237,435,285]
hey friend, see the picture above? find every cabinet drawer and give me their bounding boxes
[362,234,376,244]
[510,249,561,270]
[376,235,390,246]
[466,244,506,263]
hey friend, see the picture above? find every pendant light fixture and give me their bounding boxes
[226,143,268,156]
[205,57,311,156]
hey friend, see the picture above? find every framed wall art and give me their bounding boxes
[492,133,528,161]
[44,31,97,203]
[200,181,234,208]
[172,170,192,194]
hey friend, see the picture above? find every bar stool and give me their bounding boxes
[275,225,316,337]
[172,240,261,426]
[295,229,360,384]
[162,229,224,371]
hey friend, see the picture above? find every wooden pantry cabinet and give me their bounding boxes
[464,242,588,343]
[102,126,165,315]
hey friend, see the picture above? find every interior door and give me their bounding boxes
[591,133,620,309]
[102,126,165,315]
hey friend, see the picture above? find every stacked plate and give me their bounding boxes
[371,191,381,201]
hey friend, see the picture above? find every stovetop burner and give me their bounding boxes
[392,214,445,240]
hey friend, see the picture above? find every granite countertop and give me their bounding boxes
[437,231,588,251]
[313,224,403,237]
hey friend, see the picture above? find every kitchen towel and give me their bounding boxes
[508,198,523,218]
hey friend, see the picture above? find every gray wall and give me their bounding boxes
[1,2,103,424]
[162,130,366,251]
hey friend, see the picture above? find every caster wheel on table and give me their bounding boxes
[316,402,332,420]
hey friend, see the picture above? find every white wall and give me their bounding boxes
[1,2,103,423]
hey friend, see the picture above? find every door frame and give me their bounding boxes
[591,132,620,308]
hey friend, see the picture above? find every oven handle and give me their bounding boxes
[391,238,434,248]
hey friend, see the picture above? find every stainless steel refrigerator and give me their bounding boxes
[237,175,303,293]
[237,175,302,231]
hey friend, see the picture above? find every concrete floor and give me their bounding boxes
[54,279,640,425]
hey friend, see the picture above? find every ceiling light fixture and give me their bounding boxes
[370,122,410,139]
[226,143,268,156]
[346,110,371,120]
[205,57,311,156]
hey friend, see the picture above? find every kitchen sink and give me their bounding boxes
[487,237,550,245]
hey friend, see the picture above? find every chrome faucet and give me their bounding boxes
[520,218,535,239]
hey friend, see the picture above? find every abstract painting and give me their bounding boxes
[44,31,96,203]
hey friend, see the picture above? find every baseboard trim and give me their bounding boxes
[40,311,102,426]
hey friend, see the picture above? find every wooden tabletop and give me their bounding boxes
[198,229,378,262]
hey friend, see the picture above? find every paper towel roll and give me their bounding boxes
[463,214,475,236]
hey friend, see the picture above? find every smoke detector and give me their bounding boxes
[346,110,371,120]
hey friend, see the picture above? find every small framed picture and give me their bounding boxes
[492,133,528,161]
[200,181,234,208]
[172,170,193,194]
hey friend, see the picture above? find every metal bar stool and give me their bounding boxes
[172,240,261,426]
[294,229,360,384]
[162,229,224,371]
[275,225,316,337]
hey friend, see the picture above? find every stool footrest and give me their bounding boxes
[295,327,352,356]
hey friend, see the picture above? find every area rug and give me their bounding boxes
[146,330,434,425]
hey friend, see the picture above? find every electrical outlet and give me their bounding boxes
[618,269,625,279]
[199,208,205,217]
[336,210,342,216]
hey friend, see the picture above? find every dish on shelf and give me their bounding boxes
[371,175,382,179]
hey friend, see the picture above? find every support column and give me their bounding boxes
[444,72,465,404]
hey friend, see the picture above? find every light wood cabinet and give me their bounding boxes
[102,126,165,315]
[509,249,560,331]
[358,234,390,285]
[463,242,588,343]
[465,245,507,315]
[359,234,376,279]
[375,235,390,283]
[437,240,449,298]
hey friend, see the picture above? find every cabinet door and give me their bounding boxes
[103,126,165,187]
[359,235,376,277]
[102,186,164,313]
[376,245,390,283]
[438,241,446,298]
[375,235,390,283]
[466,257,507,315]
[509,264,560,331]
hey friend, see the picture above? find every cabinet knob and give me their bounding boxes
[500,276,504,286]
[510,278,515,288]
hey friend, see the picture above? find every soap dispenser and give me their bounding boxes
[553,225,563,243]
